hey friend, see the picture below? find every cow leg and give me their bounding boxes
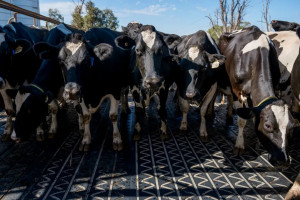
[48,100,58,139]
[158,89,169,140]
[206,91,217,119]
[0,90,14,141]
[199,83,217,142]
[74,100,84,135]
[179,96,190,134]
[120,87,130,115]
[79,100,91,152]
[220,86,234,125]
[36,123,45,142]
[108,96,123,151]
[132,86,144,141]
[233,100,246,155]
[285,173,300,200]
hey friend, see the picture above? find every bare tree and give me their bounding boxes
[71,0,86,14]
[262,0,271,31]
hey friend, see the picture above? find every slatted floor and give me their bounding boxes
[0,92,298,199]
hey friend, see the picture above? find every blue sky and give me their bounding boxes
[39,0,300,35]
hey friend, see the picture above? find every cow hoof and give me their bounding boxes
[160,133,170,141]
[36,134,45,142]
[113,142,123,151]
[79,143,90,152]
[1,134,11,142]
[200,136,209,142]
[179,129,187,136]
[133,132,141,141]
[48,132,56,139]
[234,147,244,156]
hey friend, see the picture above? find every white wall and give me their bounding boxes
[0,0,40,27]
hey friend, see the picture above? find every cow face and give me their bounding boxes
[58,33,90,101]
[122,21,142,40]
[135,25,170,89]
[271,20,299,31]
[237,100,298,167]
[179,48,225,99]
[0,32,32,89]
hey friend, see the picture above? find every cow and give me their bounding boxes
[218,26,299,167]
[122,21,143,40]
[27,28,134,151]
[265,31,300,109]
[271,20,300,32]
[10,23,84,143]
[0,22,49,141]
[129,25,181,140]
[173,30,230,141]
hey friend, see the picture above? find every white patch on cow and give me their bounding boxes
[0,33,5,46]
[0,89,13,113]
[187,69,197,92]
[199,83,217,136]
[160,120,167,134]
[205,31,220,54]
[179,96,189,131]
[130,21,139,24]
[141,30,156,49]
[271,104,289,159]
[109,96,122,146]
[135,122,141,132]
[56,23,72,35]
[188,46,199,61]
[266,31,300,83]
[65,42,83,55]
[11,129,17,140]
[80,99,91,145]
[89,94,113,113]
[242,34,270,54]
[211,60,220,69]
[232,29,246,35]
[235,116,246,149]
[15,92,30,114]
[240,95,248,107]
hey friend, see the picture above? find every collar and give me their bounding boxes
[253,96,278,113]
[30,83,44,93]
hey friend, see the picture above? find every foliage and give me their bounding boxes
[71,0,119,31]
[48,8,64,29]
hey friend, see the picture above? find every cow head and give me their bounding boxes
[271,20,299,31]
[178,31,225,99]
[122,21,142,40]
[135,25,171,89]
[237,99,299,167]
[0,32,32,89]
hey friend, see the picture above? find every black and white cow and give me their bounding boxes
[0,22,49,141]
[30,28,134,151]
[265,31,300,110]
[218,26,298,167]
[271,20,300,32]
[174,30,230,141]
[11,23,84,142]
[130,25,180,140]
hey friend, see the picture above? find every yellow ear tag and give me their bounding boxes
[125,42,128,47]
[15,46,23,54]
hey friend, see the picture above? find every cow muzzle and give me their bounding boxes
[144,77,160,88]
[186,92,196,99]
[63,82,81,100]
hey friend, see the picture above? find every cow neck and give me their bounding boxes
[253,96,278,113]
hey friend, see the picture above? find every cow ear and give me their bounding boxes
[13,39,32,55]
[121,26,128,33]
[34,42,60,59]
[163,34,182,50]
[236,107,255,119]
[115,35,135,50]
[93,43,113,61]
[6,89,18,99]
[205,52,226,69]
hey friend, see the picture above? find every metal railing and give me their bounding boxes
[0,0,72,28]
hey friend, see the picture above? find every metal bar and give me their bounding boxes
[0,0,71,26]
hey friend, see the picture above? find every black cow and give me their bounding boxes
[173,30,229,141]
[11,23,84,142]
[122,21,143,40]
[129,25,181,140]
[29,28,134,151]
[218,26,298,167]
[271,20,300,32]
[0,22,49,141]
